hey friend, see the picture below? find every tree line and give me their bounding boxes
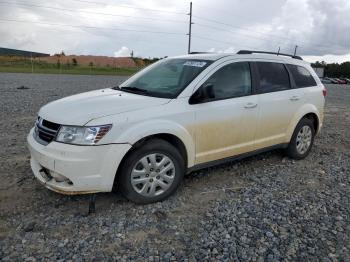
[312,61,350,78]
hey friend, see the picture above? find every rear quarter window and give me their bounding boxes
[286,64,317,88]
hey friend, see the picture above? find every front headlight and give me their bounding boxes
[55,125,112,145]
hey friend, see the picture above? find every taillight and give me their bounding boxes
[322,88,327,97]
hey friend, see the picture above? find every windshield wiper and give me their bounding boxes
[111,86,121,90]
[120,86,149,94]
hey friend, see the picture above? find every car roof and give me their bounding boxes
[171,53,310,66]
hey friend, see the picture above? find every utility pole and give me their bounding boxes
[293,45,298,56]
[187,2,193,54]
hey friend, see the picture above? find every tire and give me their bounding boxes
[118,139,185,204]
[285,117,315,160]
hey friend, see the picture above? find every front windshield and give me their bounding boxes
[120,58,212,98]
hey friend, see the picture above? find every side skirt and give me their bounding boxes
[187,143,288,174]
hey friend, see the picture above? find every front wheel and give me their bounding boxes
[118,139,185,204]
[285,118,315,159]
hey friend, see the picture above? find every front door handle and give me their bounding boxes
[244,102,257,109]
[290,95,300,101]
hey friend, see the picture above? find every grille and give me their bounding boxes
[34,118,61,145]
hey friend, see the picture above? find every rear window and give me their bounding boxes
[286,64,317,88]
[256,62,290,93]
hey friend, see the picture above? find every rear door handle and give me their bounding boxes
[244,102,257,109]
[290,95,300,101]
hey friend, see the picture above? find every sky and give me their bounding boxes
[0,0,350,63]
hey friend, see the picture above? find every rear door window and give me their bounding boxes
[286,64,317,88]
[256,62,291,94]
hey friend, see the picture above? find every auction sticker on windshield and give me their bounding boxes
[184,61,207,67]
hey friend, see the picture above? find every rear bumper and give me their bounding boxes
[27,128,131,194]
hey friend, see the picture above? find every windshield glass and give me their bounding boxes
[120,58,212,98]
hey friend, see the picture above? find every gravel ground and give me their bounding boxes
[0,72,349,261]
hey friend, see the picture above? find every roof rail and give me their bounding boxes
[189,52,214,54]
[237,50,303,60]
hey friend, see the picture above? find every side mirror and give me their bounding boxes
[189,83,215,104]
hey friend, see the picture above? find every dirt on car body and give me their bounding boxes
[0,73,349,261]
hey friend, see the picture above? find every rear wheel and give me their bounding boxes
[118,139,185,204]
[285,118,315,159]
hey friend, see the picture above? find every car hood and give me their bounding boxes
[39,88,171,125]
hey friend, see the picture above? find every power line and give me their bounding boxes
[0,1,188,24]
[191,5,343,53]
[193,2,343,51]
[0,1,343,56]
[193,6,321,46]
[195,23,286,46]
[193,15,339,52]
[0,18,186,35]
[192,35,262,51]
[193,33,347,56]
[194,3,251,22]
[193,15,298,42]
[69,0,187,15]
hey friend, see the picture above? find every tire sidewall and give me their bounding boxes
[118,140,185,204]
[288,118,315,159]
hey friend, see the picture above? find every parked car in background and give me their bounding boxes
[340,78,350,84]
[27,50,326,203]
[321,78,332,84]
[334,78,347,84]
[326,77,339,84]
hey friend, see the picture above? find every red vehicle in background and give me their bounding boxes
[334,78,347,84]
[340,78,350,84]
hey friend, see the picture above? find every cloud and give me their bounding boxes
[1,0,350,62]
[114,46,131,57]
[304,54,350,64]
[207,47,236,53]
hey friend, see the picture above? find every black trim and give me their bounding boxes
[189,52,214,54]
[284,63,298,89]
[187,143,288,173]
[237,50,303,60]
[284,63,293,90]
[250,62,259,95]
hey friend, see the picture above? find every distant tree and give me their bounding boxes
[130,50,134,58]
[72,58,78,66]
[314,61,350,78]
[60,51,66,56]
[313,61,325,68]
[89,61,93,73]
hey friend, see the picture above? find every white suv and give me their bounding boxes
[27,50,326,203]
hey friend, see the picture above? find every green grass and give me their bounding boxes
[0,65,140,76]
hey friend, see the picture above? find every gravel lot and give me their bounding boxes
[0,72,349,261]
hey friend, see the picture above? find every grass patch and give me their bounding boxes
[0,65,140,76]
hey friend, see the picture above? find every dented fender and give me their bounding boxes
[116,119,196,168]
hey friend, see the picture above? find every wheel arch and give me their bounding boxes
[303,112,319,133]
[286,104,321,142]
[113,132,191,190]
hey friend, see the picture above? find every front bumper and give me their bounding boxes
[27,128,131,194]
